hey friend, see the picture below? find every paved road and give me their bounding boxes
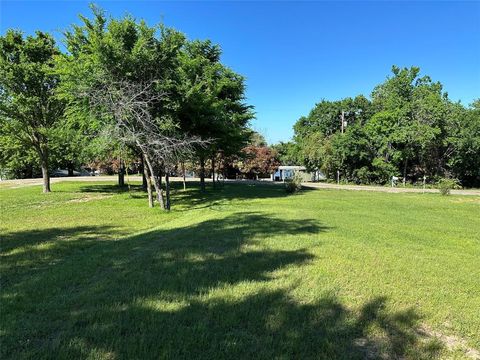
[1,176,479,196]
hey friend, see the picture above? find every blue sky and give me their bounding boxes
[1,1,479,143]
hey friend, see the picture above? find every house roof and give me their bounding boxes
[277,166,306,171]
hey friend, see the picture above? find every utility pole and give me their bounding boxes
[338,111,345,185]
[340,111,345,134]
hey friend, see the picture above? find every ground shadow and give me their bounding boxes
[79,181,313,210]
[78,291,441,359]
[0,225,118,255]
[1,211,441,359]
[1,212,322,293]
[78,184,144,194]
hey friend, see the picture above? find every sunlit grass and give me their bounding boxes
[1,181,479,359]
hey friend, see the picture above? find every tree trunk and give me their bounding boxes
[143,153,165,210]
[158,166,162,188]
[141,156,148,192]
[118,159,125,187]
[403,158,408,187]
[41,154,51,193]
[67,161,74,177]
[182,161,186,191]
[222,156,227,184]
[158,166,165,208]
[220,152,225,185]
[165,172,171,210]
[142,158,154,208]
[200,156,206,192]
[155,176,165,210]
[27,164,33,179]
[211,154,216,189]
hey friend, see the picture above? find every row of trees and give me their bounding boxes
[0,7,255,209]
[275,66,480,187]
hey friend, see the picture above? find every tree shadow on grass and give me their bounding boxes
[1,212,442,359]
[1,213,322,294]
[82,291,441,360]
[0,225,118,255]
[78,184,144,194]
[78,181,313,210]
[174,181,315,208]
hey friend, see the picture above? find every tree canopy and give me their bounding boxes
[0,30,65,192]
[285,66,480,187]
[0,7,254,209]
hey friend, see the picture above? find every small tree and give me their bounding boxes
[437,178,459,196]
[285,172,303,193]
[238,145,280,179]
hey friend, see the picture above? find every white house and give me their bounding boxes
[272,166,326,182]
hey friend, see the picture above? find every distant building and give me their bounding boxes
[273,166,305,181]
[272,166,326,182]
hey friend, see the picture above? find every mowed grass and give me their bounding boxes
[0,181,479,359]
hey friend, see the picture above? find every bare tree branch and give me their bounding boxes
[78,77,209,209]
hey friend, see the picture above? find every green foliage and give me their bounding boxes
[56,7,253,178]
[271,141,301,166]
[57,8,185,130]
[0,136,40,179]
[436,178,460,196]
[249,131,267,147]
[177,38,253,161]
[445,100,480,187]
[288,66,480,187]
[0,5,254,199]
[284,171,303,193]
[0,30,64,188]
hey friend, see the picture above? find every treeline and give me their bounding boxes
[0,7,254,209]
[274,66,480,187]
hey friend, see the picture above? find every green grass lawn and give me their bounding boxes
[1,181,479,359]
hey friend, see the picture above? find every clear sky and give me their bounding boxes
[1,1,479,143]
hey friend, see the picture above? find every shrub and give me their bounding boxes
[353,166,373,184]
[285,172,303,193]
[437,178,460,195]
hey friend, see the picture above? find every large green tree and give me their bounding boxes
[57,7,252,207]
[445,100,480,187]
[371,66,447,183]
[56,8,188,208]
[0,30,64,192]
[177,39,253,191]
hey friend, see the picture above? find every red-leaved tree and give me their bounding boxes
[238,145,280,179]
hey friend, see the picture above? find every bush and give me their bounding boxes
[353,166,373,184]
[436,178,460,195]
[285,172,303,193]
